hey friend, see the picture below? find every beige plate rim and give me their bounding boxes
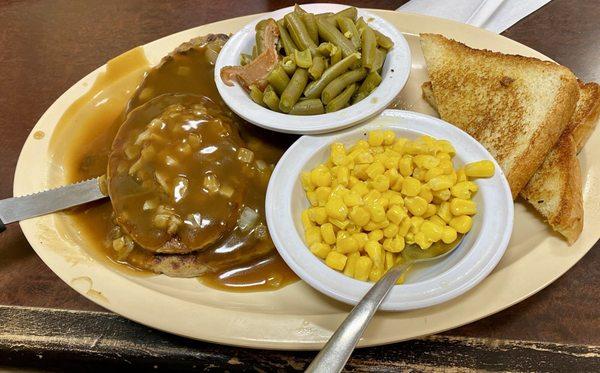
[14,8,600,350]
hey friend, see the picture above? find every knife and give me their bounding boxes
[0,177,108,232]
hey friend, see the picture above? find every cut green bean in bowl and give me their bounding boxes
[220,5,394,115]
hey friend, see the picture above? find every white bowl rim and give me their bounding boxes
[214,3,412,135]
[265,109,514,311]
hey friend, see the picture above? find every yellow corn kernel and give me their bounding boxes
[351,139,370,151]
[428,174,455,191]
[367,229,384,242]
[398,156,413,176]
[386,205,407,225]
[383,223,399,238]
[436,139,456,155]
[410,216,425,233]
[466,181,478,193]
[368,130,384,146]
[451,181,472,199]
[401,177,421,196]
[306,190,318,206]
[369,266,384,282]
[418,186,433,203]
[423,203,437,218]
[424,167,444,182]
[308,207,328,225]
[325,196,348,220]
[438,159,454,174]
[414,232,432,250]
[337,237,360,254]
[464,160,495,178]
[385,252,396,270]
[379,197,390,210]
[352,232,369,249]
[392,137,408,154]
[450,198,477,215]
[329,218,349,230]
[437,201,453,223]
[336,230,350,242]
[449,215,473,234]
[331,142,347,166]
[456,167,467,182]
[346,223,360,234]
[330,184,348,198]
[398,218,412,236]
[442,226,458,244]
[354,256,373,281]
[366,162,385,179]
[310,242,331,259]
[382,237,392,251]
[405,232,415,244]
[420,221,443,242]
[355,151,374,165]
[371,174,390,192]
[353,164,369,180]
[301,171,314,191]
[412,167,427,182]
[343,190,363,207]
[351,181,369,196]
[348,175,359,187]
[386,190,404,206]
[363,221,380,231]
[387,236,405,253]
[383,156,400,171]
[305,226,322,246]
[413,154,440,170]
[405,196,428,216]
[365,240,384,268]
[368,203,386,223]
[343,252,360,277]
[325,251,347,271]
[382,129,396,145]
[315,186,331,206]
[310,166,332,187]
[437,152,451,161]
[384,169,399,187]
[428,215,446,227]
[301,210,312,230]
[320,223,336,245]
[336,166,350,186]
[404,140,428,155]
[349,206,370,226]
[432,188,451,203]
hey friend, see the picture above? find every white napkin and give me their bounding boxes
[397,0,551,33]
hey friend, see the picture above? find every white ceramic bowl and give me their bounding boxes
[214,3,411,135]
[266,110,514,311]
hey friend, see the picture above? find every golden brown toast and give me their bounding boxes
[420,33,579,197]
[422,76,600,244]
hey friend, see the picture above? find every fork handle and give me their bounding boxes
[305,263,410,373]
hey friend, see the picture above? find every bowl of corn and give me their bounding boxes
[214,3,411,134]
[266,110,513,310]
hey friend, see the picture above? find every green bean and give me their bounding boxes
[279,68,309,113]
[282,55,297,75]
[357,71,382,94]
[372,48,386,72]
[294,49,313,69]
[321,68,367,104]
[249,85,265,107]
[352,91,368,104]
[330,46,342,65]
[289,99,325,115]
[374,29,394,49]
[284,12,317,51]
[255,19,272,55]
[316,12,337,26]
[267,65,290,95]
[308,56,325,80]
[304,52,360,99]
[294,4,307,15]
[316,17,356,58]
[355,17,368,32]
[263,85,280,112]
[317,42,335,56]
[240,53,253,66]
[337,16,361,49]
[301,13,319,44]
[335,7,358,22]
[361,25,377,70]
[326,83,357,113]
[277,20,298,56]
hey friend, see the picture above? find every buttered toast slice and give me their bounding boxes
[423,79,600,244]
[420,33,579,197]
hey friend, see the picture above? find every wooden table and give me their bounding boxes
[1,0,598,371]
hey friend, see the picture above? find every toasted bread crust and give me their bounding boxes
[420,33,579,198]
[571,81,600,152]
[521,135,583,244]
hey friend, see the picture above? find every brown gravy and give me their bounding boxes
[57,42,299,291]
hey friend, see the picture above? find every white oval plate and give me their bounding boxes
[14,10,600,349]
[266,110,514,311]
[214,4,411,134]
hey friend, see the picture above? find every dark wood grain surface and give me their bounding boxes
[0,0,599,369]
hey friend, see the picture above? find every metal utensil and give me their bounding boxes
[305,241,463,373]
[0,177,106,231]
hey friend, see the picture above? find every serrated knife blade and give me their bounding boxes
[0,177,107,228]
